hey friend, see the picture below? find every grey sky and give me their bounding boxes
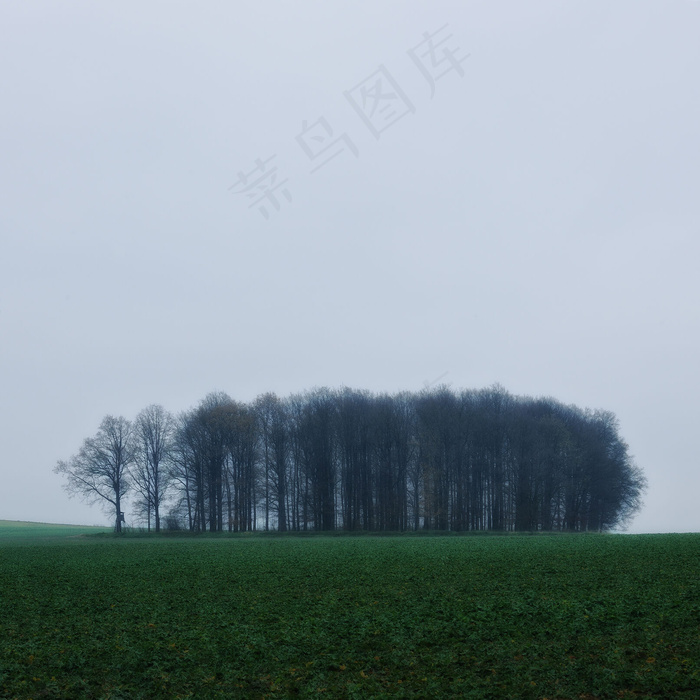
[1,0,698,532]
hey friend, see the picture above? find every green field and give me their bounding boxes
[0,520,111,542]
[0,526,698,699]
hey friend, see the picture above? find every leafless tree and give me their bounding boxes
[254,393,290,531]
[54,415,135,532]
[131,404,175,533]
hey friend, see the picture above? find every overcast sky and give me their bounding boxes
[1,0,697,533]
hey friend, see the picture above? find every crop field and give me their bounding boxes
[1,528,699,699]
[0,520,110,542]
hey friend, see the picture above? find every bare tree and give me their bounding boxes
[168,412,199,531]
[54,415,135,532]
[224,401,258,532]
[254,392,292,531]
[131,404,175,533]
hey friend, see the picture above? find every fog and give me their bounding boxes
[1,0,698,532]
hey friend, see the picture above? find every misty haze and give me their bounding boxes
[1,1,698,697]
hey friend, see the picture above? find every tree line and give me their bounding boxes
[54,385,646,533]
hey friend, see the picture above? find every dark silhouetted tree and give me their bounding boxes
[131,404,174,533]
[54,415,135,532]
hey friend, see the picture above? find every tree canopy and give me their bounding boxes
[55,385,646,533]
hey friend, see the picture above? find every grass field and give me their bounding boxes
[0,525,698,699]
[0,520,111,542]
